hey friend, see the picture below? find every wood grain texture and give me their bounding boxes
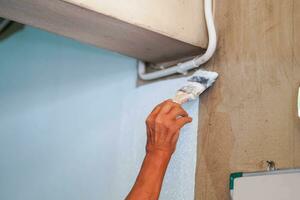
[195,0,300,199]
[0,0,203,63]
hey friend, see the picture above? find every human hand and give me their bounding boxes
[145,100,192,156]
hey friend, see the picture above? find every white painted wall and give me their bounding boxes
[0,26,198,200]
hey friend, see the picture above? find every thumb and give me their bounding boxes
[175,116,192,129]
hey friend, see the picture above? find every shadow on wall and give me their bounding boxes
[0,20,24,41]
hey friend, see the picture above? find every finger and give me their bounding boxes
[159,100,176,114]
[175,117,193,129]
[167,107,188,119]
[168,117,192,143]
[149,102,163,116]
[149,100,170,118]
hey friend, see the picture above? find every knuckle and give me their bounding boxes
[165,100,174,106]
[155,117,164,125]
[179,108,186,114]
[146,117,153,124]
[155,117,172,128]
[173,102,181,108]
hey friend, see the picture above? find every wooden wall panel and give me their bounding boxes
[195,0,300,199]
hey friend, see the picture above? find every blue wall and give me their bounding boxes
[0,27,137,200]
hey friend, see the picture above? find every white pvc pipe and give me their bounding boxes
[138,0,217,80]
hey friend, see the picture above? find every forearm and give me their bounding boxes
[126,150,171,200]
